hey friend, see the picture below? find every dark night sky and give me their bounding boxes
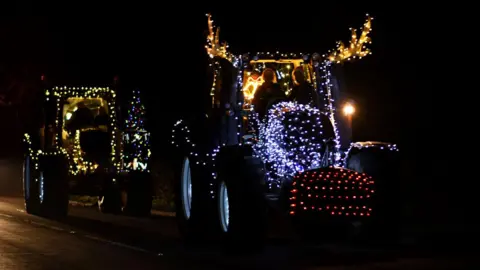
[0,4,431,163]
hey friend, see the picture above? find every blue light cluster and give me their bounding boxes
[254,101,335,188]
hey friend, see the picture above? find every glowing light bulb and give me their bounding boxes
[343,103,355,116]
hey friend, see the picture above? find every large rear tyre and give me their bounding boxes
[40,155,69,218]
[23,154,70,219]
[216,147,267,253]
[23,155,40,215]
[174,155,217,244]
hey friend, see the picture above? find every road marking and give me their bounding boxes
[0,213,13,218]
[16,208,25,213]
[48,226,65,232]
[84,234,153,254]
[26,220,65,232]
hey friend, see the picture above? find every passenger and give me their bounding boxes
[67,102,94,131]
[252,68,286,118]
[289,67,319,107]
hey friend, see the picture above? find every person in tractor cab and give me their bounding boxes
[66,101,94,132]
[289,67,319,107]
[252,68,286,118]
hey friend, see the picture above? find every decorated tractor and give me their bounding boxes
[22,77,152,218]
[172,14,400,247]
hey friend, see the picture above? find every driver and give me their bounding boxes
[66,101,94,132]
[252,68,286,118]
[289,66,319,107]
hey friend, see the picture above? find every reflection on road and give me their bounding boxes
[0,197,473,270]
[0,158,474,269]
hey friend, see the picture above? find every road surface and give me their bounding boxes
[0,158,475,269]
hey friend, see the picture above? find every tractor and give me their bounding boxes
[171,14,400,248]
[22,77,152,218]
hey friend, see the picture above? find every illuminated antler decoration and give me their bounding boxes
[205,14,232,62]
[243,75,264,101]
[326,14,373,63]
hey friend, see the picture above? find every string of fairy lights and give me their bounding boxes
[254,102,333,188]
[123,89,151,172]
[24,86,150,182]
[289,167,375,217]
[343,141,399,167]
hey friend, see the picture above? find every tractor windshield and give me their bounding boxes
[63,97,109,132]
[242,59,307,103]
[61,97,111,172]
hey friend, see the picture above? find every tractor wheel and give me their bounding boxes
[346,147,401,244]
[36,155,69,218]
[216,147,267,253]
[174,154,218,244]
[23,155,41,215]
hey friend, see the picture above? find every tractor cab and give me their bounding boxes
[238,57,318,143]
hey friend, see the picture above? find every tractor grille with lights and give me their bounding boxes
[289,167,374,218]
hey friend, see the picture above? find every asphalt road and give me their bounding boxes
[0,158,475,269]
